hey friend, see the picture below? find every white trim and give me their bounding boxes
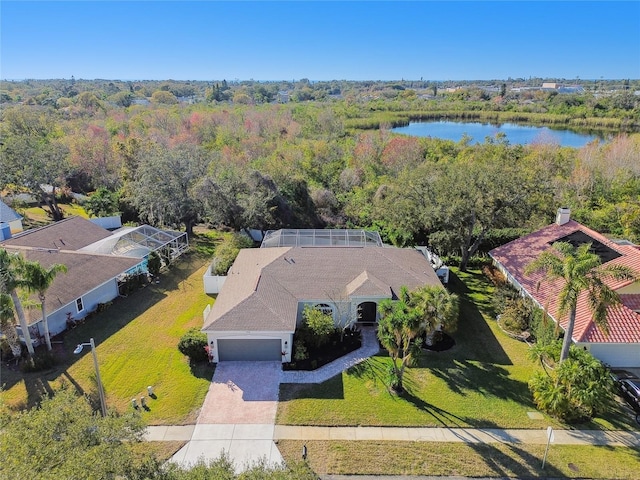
[206,331,293,363]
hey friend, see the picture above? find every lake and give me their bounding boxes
[392,121,603,147]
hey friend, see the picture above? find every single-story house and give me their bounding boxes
[0,199,23,237]
[202,229,442,362]
[0,216,188,347]
[489,208,640,368]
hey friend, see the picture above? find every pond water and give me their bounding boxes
[392,120,603,147]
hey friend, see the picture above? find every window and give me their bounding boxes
[76,297,84,313]
[314,303,333,317]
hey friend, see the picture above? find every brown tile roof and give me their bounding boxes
[1,216,111,251]
[3,247,141,325]
[490,220,640,343]
[203,246,441,332]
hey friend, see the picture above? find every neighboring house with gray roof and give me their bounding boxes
[0,199,23,237]
[202,230,442,362]
[1,216,187,348]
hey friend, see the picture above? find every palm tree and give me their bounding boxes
[0,248,34,355]
[0,292,23,358]
[525,241,636,363]
[409,285,459,345]
[377,286,423,392]
[21,260,68,351]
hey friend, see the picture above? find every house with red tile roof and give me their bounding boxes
[489,208,640,367]
[202,229,442,362]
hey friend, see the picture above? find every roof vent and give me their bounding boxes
[556,207,571,226]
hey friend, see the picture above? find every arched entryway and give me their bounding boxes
[357,301,377,325]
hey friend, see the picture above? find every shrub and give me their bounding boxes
[178,328,208,363]
[500,296,536,333]
[491,283,520,315]
[213,233,254,275]
[300,305,336,349]
[147,251,161,277]
[293,339,308,362]
[529,347,614,423]
[530,309,559,346]
[482,263,506,286]
[119,272,147,296]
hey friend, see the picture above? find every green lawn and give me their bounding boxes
[278,440,640,479]
[1,234,219,425]
[277,268,638,431]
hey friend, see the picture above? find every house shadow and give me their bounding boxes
[279,373,345,401]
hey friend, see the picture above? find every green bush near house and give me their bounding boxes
[147,251,162,277]
[178,328,208,363]
[212,233,253,275]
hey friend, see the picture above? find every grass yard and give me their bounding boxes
[277,268,638,431]
[1,233,220,425]
[20,202,89,226]
[278,440,640,479]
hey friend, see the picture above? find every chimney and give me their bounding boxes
[556,207,571,226]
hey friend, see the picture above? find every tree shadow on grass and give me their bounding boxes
[346,356,388,385]
[397,388,468,427]
[445,270,512,366]
[464,441,566,479]
[428,358,533,406]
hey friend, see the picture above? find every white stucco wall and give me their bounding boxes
[580,342,640,368]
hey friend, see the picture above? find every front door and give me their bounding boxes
[357,301,377,324]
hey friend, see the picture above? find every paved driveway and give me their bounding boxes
[170,361,283,471]
[198,361,280,424]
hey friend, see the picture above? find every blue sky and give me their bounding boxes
[1,1,639,81]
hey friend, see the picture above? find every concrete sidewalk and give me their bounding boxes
[146,424,640,447]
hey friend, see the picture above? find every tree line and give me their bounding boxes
[1,91,639,270]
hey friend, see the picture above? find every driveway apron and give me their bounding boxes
[170,361,283,471]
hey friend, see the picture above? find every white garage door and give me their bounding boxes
[217,339,282,361]
[589,344,640,368]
